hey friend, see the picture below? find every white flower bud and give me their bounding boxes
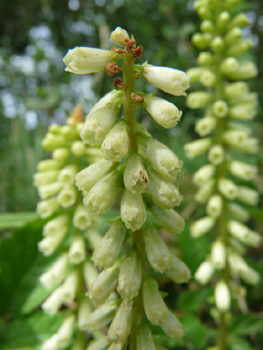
[225,82,248,98]
[208,145,224,165]
[73,204,93,230]
[108,299,134,343]
[225,27,242,44]
[61,269,79,302]
[78,298,92,331]
[51,253,69,283]
[75,159,114,192]
[215,281,231,313]
[195,179,215,203]
[187,92,212,109]
[217,11,231,28]
[33,170,59,187]
[80,105,120,146]
[226,39,252,57]
[195,116,216,136]
[84,299,119,332]
[86,228,102,250]
[193,164,215,186]
[238,265,260,285]
[228,160,257,181]
[142,276,169,325]
[141,138,183,180]
[120,190,146,232]
[61,125,76,139]
[43,214,68,236]
[200,19,215,32]
[228,202,250,222]
[88,90,123,116]
[38,159,62,172]
[227,221,262,247]
[195,260,215,285]
[92,219,126,269]
[56,315,76,348]
[150,205,185,234]
[39,269,57,290]
[236,186,259,205]
[197,51,214,66]
[220,57,239,75]
[160,311,184,339]
[143,224,173,273]
[218,178,237,200]
[192,32,211,50]
[58,165,78,186]
[212,100,228,118]
[118,248,142,299]
[111,27,129,46]
[63,47,119,74]
[37,198,60,218]
[147,168,183,209]
[83,261,98,289]
[190,216,215,237]
[206,195,222,217]
[166,255,191,284]
[142,64,190,96]
[184,138,212,159]
[211,241,226,269]
[101,121,129,162]
[228,251,260,285]
[86,337,111,350]
[42,133,68,151]
[229,13,250,28]
[42,286,65,314]
[88,264,120,305]
[83,170,122,215]
[57,186,78,208]
[52,148,70,162]
[137,324,155,350]
[71,141,85,157]
[210,36,224,53]
[144,95,182,129]
[41,334,59,350]
[234,137,259,154]
[186,67,204,82]
[222,129,249,148]
[124,154,149,194]
[69,235,86,265]
[38,226,67,256]
[226,62,257,80]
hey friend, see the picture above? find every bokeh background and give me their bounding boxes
[0,1,263,349]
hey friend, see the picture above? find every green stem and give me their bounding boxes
[123,53,137,152]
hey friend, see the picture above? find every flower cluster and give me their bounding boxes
[35,106,104,350]
[63,27,191,349]
[184,0,261,348]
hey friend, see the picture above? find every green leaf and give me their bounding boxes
[230,314,263,336]
[0,311,63,350]
[181,314,207,348]
[0,218,52,316]
[177,288,213,312]
[0,212,38,229]
[227,334,254,350]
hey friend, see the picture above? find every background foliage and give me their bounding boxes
[0,0,263,349]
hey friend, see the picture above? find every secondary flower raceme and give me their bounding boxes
[64,27,190,347]
[186,2,261,349]
[35,106,106,350]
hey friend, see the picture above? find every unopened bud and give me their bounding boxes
[101,121,129,162]
[124,154,149,193]
[226,62,257,80]
[78,298,92,331]
[192,32,211,49]
[160,311,184,339]
[215,281,231,313]
[83,261,99,288]
[186,67,204,82]
[150,205,185,234]
[144,95,182,129]
[108,299,134,343]
[83,170,122,215]
[206,195,222,217]
[73,204,93,230]
[190,216,215,237]
[38,159,62,172]
[195,179,215,203]
[118,248,142,299]
[217,11,230,28]
[227,221,262,247]
[211,241,226,269]
[111,27,129,46]
[208,145,224,165]
[195,116,216,136]
[195,260,214,285]
[166,255,191,284]
[200,20,215,32]
[88,90,123,116]
[38,227,67,256]
[69,235,86,265]
[226,39,252,57]
[56,315,76,348]
[142,64,190,97]
[143,224,173,273]
[61,269,78,302]
[187,92,212,109]
[42,286,65,314]
[236,186,259,205]
[225,82,248,98]
[92,219,126,269]
[218,178,237,200]
[193,164,215,186]
[229,13,250,29]
[212,100,228,118]
[220,57,239,75]
[86,337,110,350]
[57,186,78,208]
[120,190,146,231]
[71,141,86,157]
[228,160,257,181]
[33,170,59,187]
[58,165,78,186]
[199,70,216,87]
[52,148,70,162]
[42,133,68,151]
[80,105,120,146]
[229,202,250,222]
[63,47,119,74]
[197,51,214,66]
[88,264,120,305]
[228,104,256,120]
[137,323,156,350]
[210,36,224,53]
[184,138,212,159]
[225,27,242,44]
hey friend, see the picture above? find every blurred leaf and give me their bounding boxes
[181,314,207,348]
[0,311,63,350]
[177,288,213,312]
[227,334,254,350]
[0,212,38,229]
[230,314,263,335]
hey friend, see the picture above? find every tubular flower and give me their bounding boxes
[186,1,261,349]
